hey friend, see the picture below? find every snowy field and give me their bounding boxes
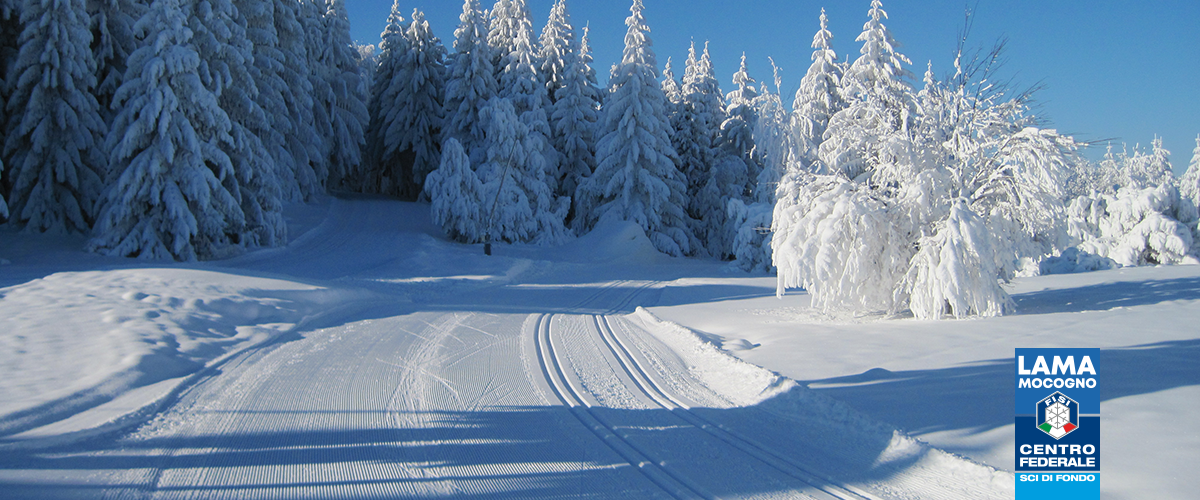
[0,197,1194,499]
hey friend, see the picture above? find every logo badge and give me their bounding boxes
[1036,391,1079,439]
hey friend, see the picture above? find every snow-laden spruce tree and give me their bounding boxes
[190,0,285,247]
[90,0,146,124]
[723,53,760,197]
[1122,137,1174,190]
[575,0,693,256]
[443,0,496,163]
[677,42,739,256]
[538,0,571,103]
[313,0,367,190]
[4,0,106,233]
[425,138,485,242]
[551,24,600,202]
[475,97,569,244]
[237,0,293,207]
[496,0,560,200]
[89,0,243,260]
[660,57,682,106]
[355,42,379,85]
[792,8,844,172]
[820,0,914,181]
[374,9,446,199]
[729,61,792,272]
[1180,136,1200,210]
[752,60,795,205]
[0,0,11,221]
[487,0,518,76]
[676,42,723,196]
[273,0,322,200]
[362,1,406,193]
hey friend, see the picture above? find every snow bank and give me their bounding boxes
[553,217,672,264]
[0,268,365,442]
[629,306,1014,499]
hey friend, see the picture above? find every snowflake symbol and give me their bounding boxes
[1046,402,1070,429]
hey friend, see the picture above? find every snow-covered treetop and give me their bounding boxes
[538,0,573,99]
[379,0,407,55]
[620,0,657,71]
[682,41,723,119]
[846,0,911,97]
[792,7,843,156]
[489,0,532,60]
[661,57,681,103]
[497,0,545,115]
[729,54,757,104]
[454,0,487,53]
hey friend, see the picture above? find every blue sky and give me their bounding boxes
[347,0,1200,171]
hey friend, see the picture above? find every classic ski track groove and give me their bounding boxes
[592,314,876,500]
[535,313,706,500]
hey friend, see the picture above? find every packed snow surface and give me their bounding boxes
[0,196,1193,498]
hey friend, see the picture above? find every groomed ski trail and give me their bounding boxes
[0,198,1013,499]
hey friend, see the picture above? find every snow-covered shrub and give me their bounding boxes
[1068,185,1197,266]
[727,199,773,273]
[426,138,484,243]
[1039,247,1116,275]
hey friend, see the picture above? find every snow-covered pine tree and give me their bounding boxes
[361,0,405,193]
[4,0,106,233]
[391,9,446,199]
[238,0,298,210]
[89,0,243,260]
[273,0,322,200]
[189,0,285,247]
[576,0,693,256]
[820,0,914,181]
[426,137,485,242]
[723,53,759,197]
[314,0,367,190]
[496,0,561,205]
[355,42,379,86]
[487,0,516,76]
[476,97,568,244]
[551,23,600,203]
[792,7,843,172]
[660,57,682,106]
[660,56,685,169]
[0,0,12,221]
[538,0,571,103]
[752,59,794,204]
[679,42,738,257]
[442,0,496,163]
[1180,136,1200,210]
[1123,137,1174,189]
[298,0,332,189]
[89,0,146,125]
